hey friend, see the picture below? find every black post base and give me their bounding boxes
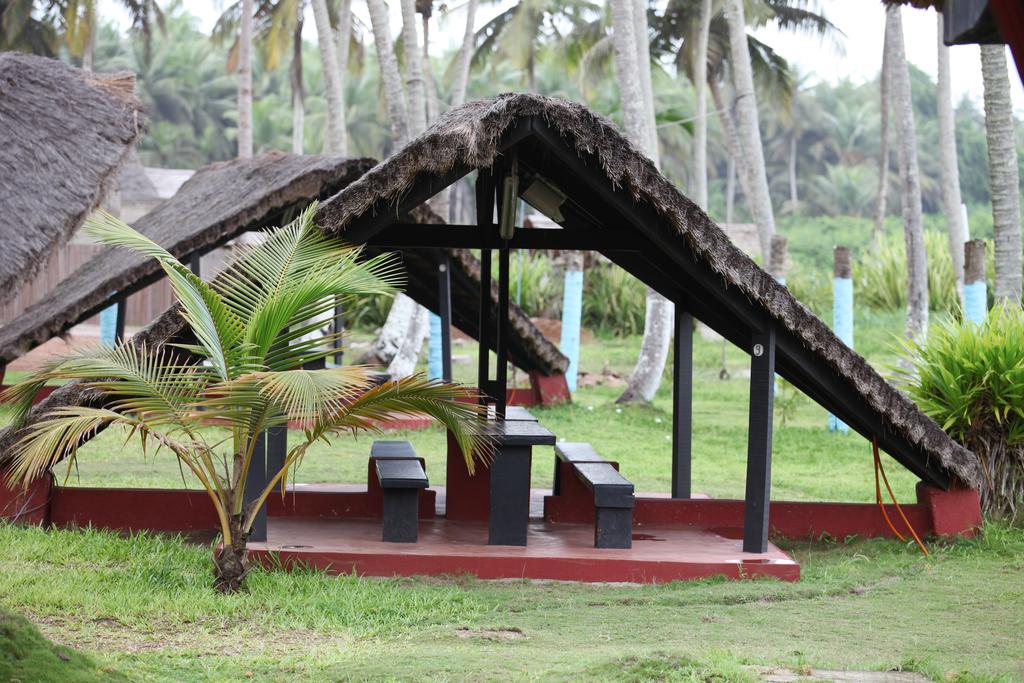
[382,489,420,543]
[595,507,633,549]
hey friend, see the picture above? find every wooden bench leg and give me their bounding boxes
[382,489,420,543]
[595,507,633,549]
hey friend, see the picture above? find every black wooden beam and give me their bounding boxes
[496,245,510,416]
[367,224,639,251]
[476,172,495,400]
[438,254,453,382]
[743,327,775,554]
[114,299,126,342]
[672,308,694,499]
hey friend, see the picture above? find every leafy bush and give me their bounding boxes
[345,293,392,331]
[898,305,1024,520]
[504,252,562,318]
[859,230,959,312]
[583,263,648,336]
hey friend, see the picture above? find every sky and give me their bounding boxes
[99,0,1024,112]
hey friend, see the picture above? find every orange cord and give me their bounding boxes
[872,437,929,556]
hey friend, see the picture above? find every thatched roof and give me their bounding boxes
[0,52,142,306]
[0,153,374,364]
[0,151,567,461]
[314,93,982,489]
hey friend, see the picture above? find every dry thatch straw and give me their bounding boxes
[0,52,142,306]
[315,93,983,488]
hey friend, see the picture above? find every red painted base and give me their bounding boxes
[544,482,982,540]
[246,516,800,583]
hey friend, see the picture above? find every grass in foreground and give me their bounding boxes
[1,522,1022,681]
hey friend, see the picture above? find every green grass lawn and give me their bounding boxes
[2,311,1022,680]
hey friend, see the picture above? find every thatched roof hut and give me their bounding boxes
[0,52,142,306]
[314,93,982,489]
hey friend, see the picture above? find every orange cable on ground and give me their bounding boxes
[872,437,929,556]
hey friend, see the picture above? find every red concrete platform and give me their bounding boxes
[247,516,800,583]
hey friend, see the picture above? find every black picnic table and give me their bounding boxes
[484,416,555,546]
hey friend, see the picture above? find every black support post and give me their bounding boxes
[671,308,693,499]
[245,424,288,544]
[476,172,495,400]
[743,327,776,553]
[114,299,126,343]
[496,246,510,417]
[333,300,344,366]
[189,253,201,276]
[438,254,453,382]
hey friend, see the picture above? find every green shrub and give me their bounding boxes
[345,293,392,331]
[898,305,1024,520]
[786,262,831,316]
[583,263,648,336]
[859,230,959,312]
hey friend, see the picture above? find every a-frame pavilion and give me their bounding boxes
[314,93,982,555]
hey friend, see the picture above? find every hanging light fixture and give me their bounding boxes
[499,155,519,241]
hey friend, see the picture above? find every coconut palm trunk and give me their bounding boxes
[291,8,305,154]
[709,76,754,220]
[383,0,433,379]
[723,0,775,262]
[936,13,966,305]
[611,0,674,405]
[692,0,712,210]
[450,0,479,110]
[872,25,892,254]
[886,6,928,342]
[237,0,254,159]
[312,0,347,155]
[401,0,428,137]
[336,0,353,84]
[366,0,409,147]
[981,45,1022,304]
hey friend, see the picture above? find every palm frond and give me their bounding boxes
[84,211,245,380]
[314,375,493,474]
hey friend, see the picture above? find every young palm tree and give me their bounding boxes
[2,205,491,592]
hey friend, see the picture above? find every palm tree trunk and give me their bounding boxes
[336,0,353,85]
[422,14,439,124]
[401,0,428,137]
[937,13,966,306]
[788,133,798,206]
[291,9,305,154]
[237,0,254,159]
[632,0,657,157]
[450,0,479,109]
[981,45,1022,304]
[612,0,672,404]
[726,154,735,222]
[312,0,347,155]
[82,0,96,71]
[212,515,249,592]
[887,6,928,342]
[872,25,892,255]
[692,0,712,210]
[367,0,409,147]
[710,77,754,219]
[723,0,775,262]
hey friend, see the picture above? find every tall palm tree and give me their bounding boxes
[872,26,891,254]
[237,0,254,158]
[691,0,713,210]
[723,0,774,261]
[367,0,409,147]
[2,206,490,592]
[886,5,928,342]
[450,0,481,109]
[980,45,1022,304]
[936,12,966,305]
[611,0,674,405]
[312,0,347,154]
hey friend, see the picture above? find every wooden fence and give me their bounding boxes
[0,243,175,328]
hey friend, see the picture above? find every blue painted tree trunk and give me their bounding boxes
[560,266,584,392]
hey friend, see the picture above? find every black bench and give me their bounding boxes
[553,442,613,495]
[556,443,634,549]
[371,441,428,543]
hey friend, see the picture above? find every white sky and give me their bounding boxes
[100,0,1024,112]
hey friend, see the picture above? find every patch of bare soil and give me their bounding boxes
[31,614,352,657]
[455,626,525,641]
